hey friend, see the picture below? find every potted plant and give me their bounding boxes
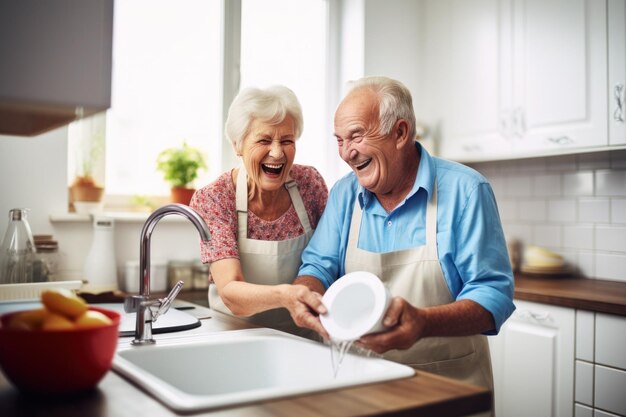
[156,141,207,205]
[69,114,106,213]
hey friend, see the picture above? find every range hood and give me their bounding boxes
[0,0,114,137]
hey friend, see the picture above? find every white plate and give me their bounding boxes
[0,280,83,302]
[320,271,390,341]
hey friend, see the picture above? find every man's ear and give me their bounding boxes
[394,119,411,149]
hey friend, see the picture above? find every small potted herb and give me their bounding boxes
[156,141,207,205]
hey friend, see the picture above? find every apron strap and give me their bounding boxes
[235,168,312,237]
[425,181,438,254]
[285,180,312,233]
[235,168,249,238]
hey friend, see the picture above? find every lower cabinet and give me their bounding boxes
[489,300,575,417]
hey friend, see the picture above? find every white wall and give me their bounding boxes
[0,129,203,285]
[0,128,68,235]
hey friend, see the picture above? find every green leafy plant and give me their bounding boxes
[156,141,207,188]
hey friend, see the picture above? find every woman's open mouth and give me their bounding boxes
[261,163,284,175]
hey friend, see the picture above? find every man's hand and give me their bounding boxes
[355,297,425,354]
[356,298,495,354]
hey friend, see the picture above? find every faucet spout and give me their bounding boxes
[129,204,210,345]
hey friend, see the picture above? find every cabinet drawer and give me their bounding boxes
[595,365,626,415]
[596,314,626,369]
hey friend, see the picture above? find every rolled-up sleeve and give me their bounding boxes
[446,182,515,334]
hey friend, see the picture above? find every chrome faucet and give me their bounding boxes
[124,204,210,345]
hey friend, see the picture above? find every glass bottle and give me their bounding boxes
[0,208,36,284]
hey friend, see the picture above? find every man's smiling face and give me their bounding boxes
[334,89,399,195]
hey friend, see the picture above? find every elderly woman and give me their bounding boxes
[190,85,328,336]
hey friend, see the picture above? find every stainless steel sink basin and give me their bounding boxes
[113,328,414,412]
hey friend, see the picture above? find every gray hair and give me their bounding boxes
[225,85,304,154]
[345,76,417,141]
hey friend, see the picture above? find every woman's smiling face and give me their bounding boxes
[241,115,296,193]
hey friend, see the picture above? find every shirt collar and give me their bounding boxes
[356,142,436,208]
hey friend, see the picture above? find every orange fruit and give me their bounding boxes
[8,308,46,330]
[74,310,113,328]
[42,311,75,330]
[41,289,87,319]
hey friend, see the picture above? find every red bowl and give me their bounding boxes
[0,306,120,395]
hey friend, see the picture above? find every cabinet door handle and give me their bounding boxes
[547,136,574,145]
[515,309,552,323]
[512,107,525,138]
[615,84,625,123]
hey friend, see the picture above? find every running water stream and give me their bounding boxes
[329,339,354,378]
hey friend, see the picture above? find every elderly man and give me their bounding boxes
[293,76,514,390]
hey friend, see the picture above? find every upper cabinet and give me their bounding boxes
[422,0,611,162]
[0,0,113,137]
[609,0,626,145]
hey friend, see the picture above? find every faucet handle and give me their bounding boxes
[153,280,184,320]
[124,294,146,313]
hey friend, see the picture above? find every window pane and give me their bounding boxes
[240,0,332,182]
[105,0,222,196]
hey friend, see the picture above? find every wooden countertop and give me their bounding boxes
[514,273,626,316]
[0,304,491,417]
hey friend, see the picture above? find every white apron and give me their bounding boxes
[344,184,494,391]
[208,169,314,337]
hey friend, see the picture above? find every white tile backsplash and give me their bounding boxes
[612,200,626,224]
[563,172,594,196]
[549,199,577,222]
[519,200,547,222]
[595,226,626,252]
[563,226,594,250]
[596,170,626,196]
[579,198,610,223]
[594,253,626,282]
[533,225,562,248]
[533,174,561,197]
[503,175,533,197]
[577,251,595,278]
[472,150,626,281]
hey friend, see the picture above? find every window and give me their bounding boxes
[69,0,339,209]
[240,0,330,175]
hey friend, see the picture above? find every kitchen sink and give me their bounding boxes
[113,328,415,412]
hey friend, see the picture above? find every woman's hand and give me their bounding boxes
[355,296,425,354]
[281,284,329,339]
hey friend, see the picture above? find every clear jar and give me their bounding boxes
[167,260,193,290]
[192,261,209,290]
[0,209,36,284]
[33,235,59,282]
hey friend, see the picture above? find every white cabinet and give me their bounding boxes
[609,0,626,145]
[422,0,512,161]
[423,0,609,162]
[489,300,575,417]
[0,0,113,136]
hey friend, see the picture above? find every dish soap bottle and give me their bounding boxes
[83,215,118,293]
[0,208,36,284]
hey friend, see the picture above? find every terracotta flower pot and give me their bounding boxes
[70,176,104,202]
[170,187,195,206]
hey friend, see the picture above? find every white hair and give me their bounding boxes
[345,76,417,140]
[225,85,304,154]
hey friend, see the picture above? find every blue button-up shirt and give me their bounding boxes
[298,144,515,333]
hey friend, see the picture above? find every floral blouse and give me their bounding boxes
[190,164,328,264]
